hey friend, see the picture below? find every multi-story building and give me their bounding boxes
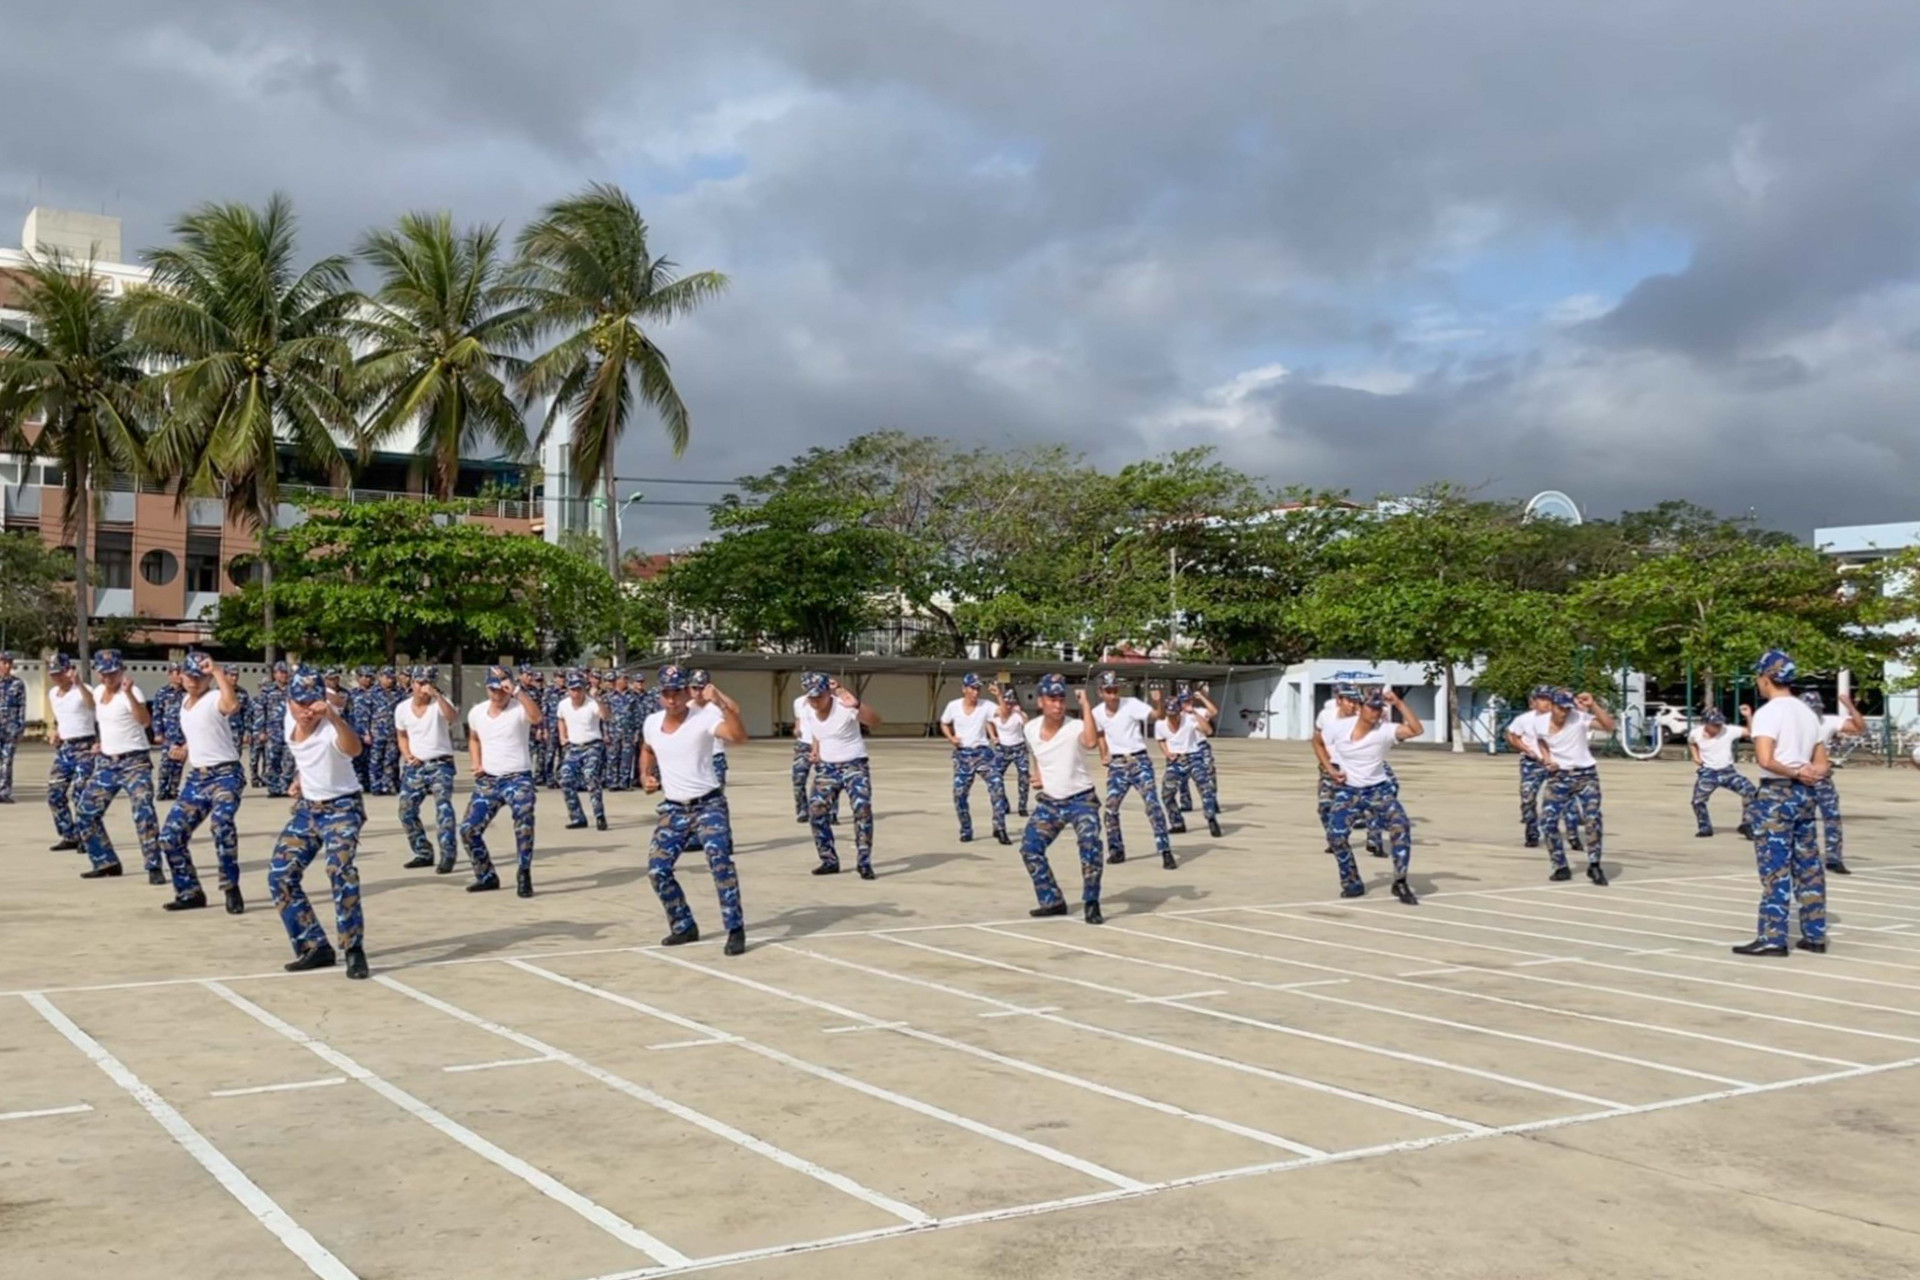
[0,207,565,647]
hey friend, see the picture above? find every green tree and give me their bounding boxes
[0,253,152,674]
[514,183,729,620]
[126,194,359,667]
[0,530,75,654]
[354,212,532,498]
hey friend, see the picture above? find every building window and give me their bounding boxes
[95,531,133,589]
[140,548,179,587]
[186,536,220,593]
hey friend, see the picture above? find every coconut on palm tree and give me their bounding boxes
[0,254,152,677]
[514,183,727,656]
[354,211,532,499]
[124,194,358,666]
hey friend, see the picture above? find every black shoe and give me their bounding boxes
[437,855,457,875]
[1107,851,1127,865]
[811,863,840,876]
[516,869,533,898]
[404,853,435,869]
[50,838,78,851]
[467,874,500,893]
[1587,863,1609,887]
[1207,817,1222,838]
[662,927,700,946]
[1569,838,1585,852]
[993,827,1010,846]
[1737,823,1753,838]
[1368,846,1387,859]
[1161,851,1178,870]
[1391,878,1418,905]
[565,820,588,830]
[163,890,207,911]
[1549,866,1572,882]
[1794,938,1828,954]
[858,865,876,880]
[225,887,245,915]
[285,945,337,972]
[1017,808,1029,817]
[80,864,123,879]
[1731,940,1789,957]
[1340,883,1366,898]
[1523,836,1539,848]
[725,928,746,956]
[147,868,167,885]
[796,813,810,825]
[959,833,974,843]
[1180,803,1194,813]
[344,947,369,980]
[1695,830,1714,838]
[1084,903,1105,925]
[595,817,608,831]
[1030,902,1070,918]
[1826,861,1851,875]
[1168,821,1188,835]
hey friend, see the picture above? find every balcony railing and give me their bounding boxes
[276,483,535,522]
[3,483,40,518]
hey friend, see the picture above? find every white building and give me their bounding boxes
[1815,521,1920,728]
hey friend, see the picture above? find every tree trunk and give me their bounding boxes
[604,467,626,667]
[73,453,91,681]
[451,638,465,745]
[259,491,277,668]
[1448,669,1465,754]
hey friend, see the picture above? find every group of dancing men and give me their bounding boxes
[12,644,1871,980]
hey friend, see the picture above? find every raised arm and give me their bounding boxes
[1075,689,1099,750]
[1385,690,1424,741]
[706,684,749,746]
[1576,692,1615,733]
[516,685,544,726]
[1838,691,1867,738]
[327,701,364,759]
[213,666,240,718]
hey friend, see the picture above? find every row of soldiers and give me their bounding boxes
[520,665,662,792]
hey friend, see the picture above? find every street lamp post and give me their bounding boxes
[606,491,644,665]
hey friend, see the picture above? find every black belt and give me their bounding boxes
[664,787,725,807]
[61,735,97,745]
[417,755,454,764]
[1109,750,1147,759]
[1758,776,1810,787]
[101,749,150,760]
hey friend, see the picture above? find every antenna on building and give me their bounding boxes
[1523,490,1582,525]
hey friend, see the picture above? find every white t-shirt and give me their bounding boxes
[700,703,729,756]
[1093,697,1153,755]
[942,698,995,749]
[992,708,1028,749]
[793,695,815,745]
[288,718,361,801]
[1752,696,1823,771]
[49,683,97,740]
[558,695,605,745]
[805,700,868,764]
[644,708,721,801]
[1156,715,1204,754]
[1816,713,1847,745]
[1542,709,1597,770]
[1314,699,1344,739]
[468,701,533,776]
[394,697,455,761]
[1690,724,1746,771]
[180,688,239,767]
[1026,717,1095,800]
[93,682,149,755]
[1327,717,1399,788]
[1506,710,1545,756]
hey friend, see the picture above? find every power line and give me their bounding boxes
[613,475,739,487]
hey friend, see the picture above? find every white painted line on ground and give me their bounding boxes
[1397,966,1473,977]
[440,1056,559,1074]
[1126,989,1226,1005]
[0,1103,94,1122]
[977,1006,1061,1019]
[209,1077,348,1098]
[376,974,932,1226]
[24,992,358,1280]
[657,947,1326,1158]
[203,980,692,1267]
[646,1037,743,1051]
[1870,923,1917,934]
[821,1021,910,1034]
[1630,883,1920,925]
[513,957,1154,1190]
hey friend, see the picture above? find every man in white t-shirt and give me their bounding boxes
[790,678,818,823]
[556,670,610,832]
[1735,649,1831,956]
[642,664,751,955]
[1154,694,1222,839]
[1018,675,1107,924]
[800,671,883,877]
[1688,708,1756,839]
[1794,689,1866,875]
[989,683,1031,817]
[942,672,1010,845]
[156,653,247,914]
[460,666,545,898]
[75,650,164,883]
[1538,688,1617,886]
[1506,687,1559,850]
[1091,671,1174,869]
[688,670,731,785]
[1311,684,1362,853]
[269,667,370,979]
[395,665,460,872]
[1179,685,1225,812]
[44,653,98,851]
[1324,688,1424,902]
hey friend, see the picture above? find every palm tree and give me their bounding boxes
[514,183,727,656]
[0,254,152,677]
[125,194,358,666]
[354,212,532,499]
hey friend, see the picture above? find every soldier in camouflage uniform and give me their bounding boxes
[691,669,730,785]
[259,661,294,796]
[367,666,402,796]
[395,665,460,872]
[151,664,187,800]
[0,650,25,803]
[225,667,252,777]
[557,669,610,830]
[642,665,749,954]
[1322,688,1422,904]
[1799,688,1864,875]
[345,667,376,792]
[44,654,97,848]
[1091,673,1174,870]
[941,673,1009,844]
[629,671,660,792]
[75,650,164,883]
[157,653,249,915]
[537,668,564,789]
[603,671,635,792]
[462,666,544,897]
[1017,677,1106,924]
[802,673,881,878]
[270,668,369,979]
[1734,650,1830,957]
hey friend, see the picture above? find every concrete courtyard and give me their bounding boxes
[3,738,1918,1279]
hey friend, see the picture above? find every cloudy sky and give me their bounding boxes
[8,1,1920,544]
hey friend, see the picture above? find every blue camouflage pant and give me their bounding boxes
[156,752,184,800]
[366,738,399,795]
[713,752,729,786]
[1799,777,1845,866]
[160,763,246,895]
[249,735,267,787]
[265,736,294,796]
[650,791,743,936]
[1021,789,1104,907]
[1692,766,1757,835]
[399,757,458,865]
[269,795,365,957]
[810,759,874,871]
[612,730,639,792]
[952,745,1008,838]
[1327,780,1412,888]
[462,770,537,878]
[77,751,162,872]
[351,740,373,792]
[1542,767,1603,868]
[1320,770,1388,852]
[0,734,16,801]
[561,742,607,824]
[48,737,97,840]
[993,743,1031,813]
[1519,757,1582,847]
[791,740,813,817]
[1750,780,1826,946]
[1103,752,1171,857]
[1161,752,1220,823]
